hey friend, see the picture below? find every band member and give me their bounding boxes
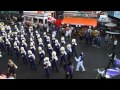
[29,26,33,34]
[20,34,26,43]
[7,34,11,42]
[71,39,77,57]
[1,27,6,36]
[36,34,41,44]
[20,47,28,64]
[65,61,74,79]
[60,47,67,66]
[5,39,12,55]
[0,36,5,51]
[8,59,18,78]
[14,32,17,37]
[66,44,72,62]
[6,25,12,33]
[28,50,37,70]
[14,42,20,60]
[30,42,36,55]
[38,38,44,49]
[51,51,59,72]
[14,25,19,32]
[30,37,33,43]
[46,36,51,50]
[43,57,51,79]
[14,37,20,46]
[30,33,34,41]
[61,36,66,47]
[107,52,116,69]
[35,30,39,38]
[38,46,45,64]
[21,40,27,52]
[43,32,47,47]
[10,32,14,45]
[47,44,53,59]
[20,25,25,34]
[0,52,2,57]
[52,35,56,49]
[75,52,85,71]
[55,39,60,57]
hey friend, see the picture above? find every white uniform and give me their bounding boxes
[75,56,85,71]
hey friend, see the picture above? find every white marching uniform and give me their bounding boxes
[75,55,85,71]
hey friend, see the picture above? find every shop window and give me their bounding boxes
[39,19,43,23]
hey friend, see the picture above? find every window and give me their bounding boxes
[33,18,37,23]
[39,19,43,23]
[45,19,47,24]
[25,17,29,21]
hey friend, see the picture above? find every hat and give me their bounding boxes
[15,37,18,41]
[1,27,5,31]
[48,44,51,48]
[30,43,33,46]
[14,32,17,35]
[6,39,9,42]
[1,22,4,26]
[22,40,25,43]
[67,44,71,49]
[44,57,49,62]
[38,38,42,43]
[30,38,33,42]
[37,34,40,38]
[21,47,24,51]
[60,47,65,51]
[7,26,11,30]
[80,52,84,56]
[72,39,76,43]
[29,26,33,29]
[15,25,17,28]
[14,42,17,46]
[7,35,10,38]
[55,39,58,43]
[43,32,46,35]
[47,36,50,40]
[35,31,38,34]
[38,46,42,51]
[61,37,65,41]
[52,51,56,56]
[28,50,32,54]
[0,52,2,57]
[21,35,24,38]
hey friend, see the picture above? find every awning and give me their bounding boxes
[61,17,98,27]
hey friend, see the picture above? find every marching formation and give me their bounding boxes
[0,19,120,79]
[0,22,86,79]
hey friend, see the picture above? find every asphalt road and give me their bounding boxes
[0,29,120,79]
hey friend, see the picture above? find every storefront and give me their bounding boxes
[61,17,98,27]
[23,11,56,27]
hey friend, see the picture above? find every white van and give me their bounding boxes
[23,15,48,27]
[98,15,111,22]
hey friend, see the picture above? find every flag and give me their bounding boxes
[106,68,120,78]
[115,58,120,66]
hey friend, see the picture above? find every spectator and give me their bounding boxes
[112,38,117,51]
[65,62,74,79]
[104,34,109,48]
[8,59,18,78]
[97,35,102,48]
[107,35,112,50]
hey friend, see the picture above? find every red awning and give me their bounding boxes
[61,17,98,27]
